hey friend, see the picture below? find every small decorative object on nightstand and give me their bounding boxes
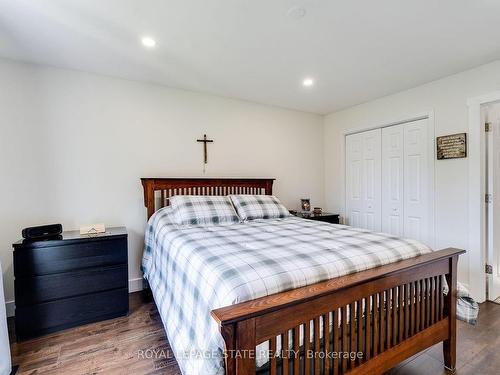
[300,198,311,212]
[13,227,128,340]
[293,211,340,224]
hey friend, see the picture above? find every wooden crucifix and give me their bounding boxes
[197,134,214,164]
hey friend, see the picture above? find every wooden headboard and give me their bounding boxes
[141,177,275,219]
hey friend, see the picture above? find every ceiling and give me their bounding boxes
[1,0,500,114]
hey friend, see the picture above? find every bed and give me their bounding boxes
[141,177,464,375]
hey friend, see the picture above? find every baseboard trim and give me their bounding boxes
[129,277,144,293]
[6,300,15,318]
[5,278,145,318]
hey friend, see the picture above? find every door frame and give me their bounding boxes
[341,110,436,248]
[467,91,500,303]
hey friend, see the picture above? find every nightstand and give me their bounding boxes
[13,227,128,339]
[292,212,340,224]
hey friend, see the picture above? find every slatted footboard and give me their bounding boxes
[212,248,464,375]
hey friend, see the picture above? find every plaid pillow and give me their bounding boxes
[229,195,290,221]
[169,196,240,226]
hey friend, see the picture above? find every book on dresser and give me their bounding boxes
[12,227,129,340]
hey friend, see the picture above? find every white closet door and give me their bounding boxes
[382,125,404,236]
[403,119,429,244]
[346,133,364,228]
[346,129,381,231]
[363,129,382,231]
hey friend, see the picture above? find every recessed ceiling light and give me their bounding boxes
[287,6,307,19]
[141,36,156,48]
[302,78,314,87]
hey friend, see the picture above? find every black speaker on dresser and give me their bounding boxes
[22,224,63,240]
[13,227,129,340]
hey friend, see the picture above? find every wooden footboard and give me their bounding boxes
[212,248,464,375]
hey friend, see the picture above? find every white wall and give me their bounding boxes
[324,59,500,294]
[0,58,324,315]
[5,55,500,315]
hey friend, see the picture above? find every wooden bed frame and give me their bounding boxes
[141,177,464,375]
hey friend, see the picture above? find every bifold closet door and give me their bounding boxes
[346,129,381,231]
[382,125,404,236]
[347,120,430,242]
[403,118,430,245]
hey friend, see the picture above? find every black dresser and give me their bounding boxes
[13,227,128,339]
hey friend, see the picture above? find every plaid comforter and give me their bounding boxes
[142,208,471,375]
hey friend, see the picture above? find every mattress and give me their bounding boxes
[142,208,432,375]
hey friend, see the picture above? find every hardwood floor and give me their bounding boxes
[8,292,500,374]
[386,300,499,375]
[8,292,181,375]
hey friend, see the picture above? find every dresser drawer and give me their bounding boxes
[14,237,127,277]
[15,288,128,339]
[15,264,128,306]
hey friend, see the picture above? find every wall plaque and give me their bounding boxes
[436,133,467,160]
